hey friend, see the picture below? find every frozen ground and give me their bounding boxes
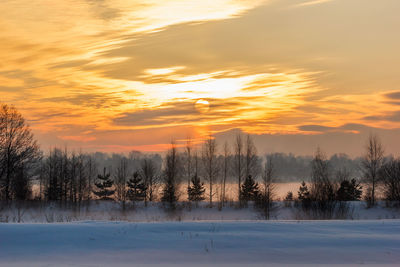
[1,201,399,222]
[1,220,399,266]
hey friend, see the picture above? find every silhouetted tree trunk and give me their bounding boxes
[309,147,337,218]
[234,133,244,203]
[85,155,96,206]
[140,157,158,204]
[379,158,400,203]
[161,142,180,209]
[245,134,258,179]
[362,134,384,207]
[260,156,276,219]
[185,137,193,190]
[202,135,218,206]
[115,157,128,210]
[221,141,230,205]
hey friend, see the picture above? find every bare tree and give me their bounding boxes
[76,151,87,210]
[310,147,333,202]
[85,155,97,204]
[234,133,244,202]
[362,134,384,206]
[185,137,193,189]
[115,157,128,210]
[260,155,276,219]
[161,142,180,208]
[69,152,78,204]
[0,104,41,201]
[140,157,158,204]
[308,147,339,218]
[202,135,218,206]
[194,150,199,179]
[379,158,400,204]
[221,141,230,205]
[245,134,258,179]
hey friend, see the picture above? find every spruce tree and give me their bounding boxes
[298,181,311,209]
[298,181,310,200]
[284,191,293,207]
[93,168,115,200]
[161,143,179,209]
[336,179,362,201]
[240,175,259,202]
[161,177,178,208]
[285,191,293,201]
[127,171,147,201]
[187,175,205,202]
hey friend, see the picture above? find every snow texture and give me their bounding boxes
[1,220,399,266]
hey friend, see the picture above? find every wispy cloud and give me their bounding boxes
[296,0,333,7]
[1,0,400,154]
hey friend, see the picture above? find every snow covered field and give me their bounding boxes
[1,201,399,223]
[1,220,400,266]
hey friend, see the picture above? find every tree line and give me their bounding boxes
[1,103,400,216]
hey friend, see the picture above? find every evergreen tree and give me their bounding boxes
[161,143,179,209]
[127,171,147,201]
[336,179,362,201]
[298,181,310,200]
[285,191,293,201]
[187,175,205,202]
[161,177,178,206]
[240,175,259,202]
[284,191,293,207]
[93,168,115,200]
[298,181,311,209]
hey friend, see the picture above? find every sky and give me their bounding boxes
[1,0,400,157]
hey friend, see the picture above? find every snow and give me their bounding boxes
[1,220,400,266]
[1,201,399,223]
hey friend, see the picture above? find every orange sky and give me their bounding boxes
[1,0,400,156]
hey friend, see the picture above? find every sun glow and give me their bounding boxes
[195,99,210,114]
[1,0,400,153]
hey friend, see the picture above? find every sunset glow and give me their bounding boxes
[1,0,400,155]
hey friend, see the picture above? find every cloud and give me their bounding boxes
[59,135,97,142]
[298,125,334,132]
[384,91,400,100]
[364,111,400,122]
[114,101,199,127]
[296,0,333,7]
[1,0,400,155]
[41,92,131,109]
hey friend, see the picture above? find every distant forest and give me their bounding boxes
[88,151,362,183]
[1,103,399,221]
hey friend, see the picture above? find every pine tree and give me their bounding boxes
[285,191,293,201]
[297,181,311,209]
[161,177,178,206]
[161,143,179,209]
[284,191,293,207]
[336,179,362,201]
[127,171,147,201]
[93,168,115,200]
[240,175,259,202]
[298,181,310,200]
[187,175,205,202]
